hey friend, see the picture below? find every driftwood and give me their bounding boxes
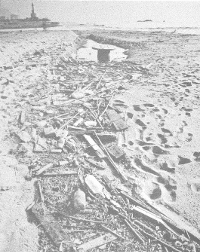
[35,163,54,176]
[95,132,127,182]
[85,158,106,170]
[100,224,125,240]
[83,134,106,159]
[77,233,116,252]
[41,171,77,177]
[123,219,145,244]
[36,180,44,203]
[32,203,65,247]
[56,210,104,224]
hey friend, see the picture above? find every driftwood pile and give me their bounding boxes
[13,47,200,252]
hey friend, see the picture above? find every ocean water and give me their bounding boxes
[1,21,200,35]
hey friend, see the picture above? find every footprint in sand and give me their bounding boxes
[133,157,160,176]
[135,119,147,128]
[133,105,145,112]
[157,175,177,191]
[152,146,170,155]
[143,103,154,108]
[159,161,175,174]
[193,152,200,161]
[178,156,192,165]
[161,186,177,204]
[157,134,168,145]
[161,128,173,136]
[190,183,200,194]
[142,181,162,201]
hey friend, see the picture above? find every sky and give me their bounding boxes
[1,1,200,27]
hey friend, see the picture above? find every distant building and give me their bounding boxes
[31,3,38,20]
[10,14,18,20]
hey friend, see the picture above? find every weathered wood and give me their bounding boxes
[32,203,65,247]
[41,171,77,176]
[35,163,54,176]
[100,224,125,240]
[86,158,106,170]
[77,233,116,252]
[107,109,128,131]
[95,132,127,182]
[123,219,145,244]
[106,143,124,159]
[83,134,106,158]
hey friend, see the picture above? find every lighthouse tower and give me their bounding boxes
[31,3,37,20]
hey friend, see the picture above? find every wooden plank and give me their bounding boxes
[83,134,106,158]
[32,203,65,247]
[77,233,117,252]
[107,109,128,131]
[106,143,124,159]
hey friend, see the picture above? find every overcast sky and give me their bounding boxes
[1,1,200,27]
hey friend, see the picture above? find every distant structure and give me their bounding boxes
[31,3,37,20]
[0,2,59,29]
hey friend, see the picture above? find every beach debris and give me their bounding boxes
[41,171,78,177]
[95,132,127,181]
[18,110,26,124]
[73,188,87,211]
[77,233,117,252]
[71,90,86,99]
[106,142,124,160]
[43,126,56,138]
[84,121,97,128]
[85,174,105,198]
[35,163,54,176]
[31,203,66,247]
[107,109,128,131]
[10,34,200,252]
[36,180,44,203]
[16,130,31,143]
[83,134,106,159]
[85,158,106,170]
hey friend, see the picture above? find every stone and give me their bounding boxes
[84,121,97,127]
[71,91,85,99]
[43,126,56,138]
[16,131,31,143]
[85,175,105,198]
[73,188,87,211]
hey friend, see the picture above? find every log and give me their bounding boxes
[77,233,116,252]
[32,203,65,247]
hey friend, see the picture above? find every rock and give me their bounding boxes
[84,121,97,127]
[73,188,87,211]
[18,110,26,124]
[43,126,56,138]
[57,138,65,149]
[85,175,105,198]
[37,120,47,127]
[33,144,47,153]
[50,149,62,153]
[37,137,48,149]
[16,131,31,142]
[71,91,85,99]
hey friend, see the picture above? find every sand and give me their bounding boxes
[0,28,200,251]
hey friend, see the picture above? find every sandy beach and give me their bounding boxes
[1,28,200,252]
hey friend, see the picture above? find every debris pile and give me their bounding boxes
[12,42,200,252]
